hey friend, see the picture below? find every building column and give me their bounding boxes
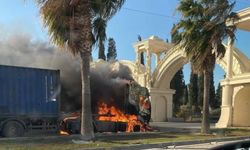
[222,84,233,106]
[146,49,152,88]
[216,37,234,128]
[148,88,175,122]
[216,85,233,128]
[155,53,161,66]
[226,36,233,78]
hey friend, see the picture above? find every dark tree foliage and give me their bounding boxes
[198,73,204,110]
[209,72,216,109]
[189,71,199,113]
[183,85,189,105]
[214,83,222,109]
[137,35,144,65]
[170,67,185,115]
[107,38,117,61]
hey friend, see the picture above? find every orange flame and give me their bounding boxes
[60,130,69,135]
[63,116,79,121]
[60,116,80,135]
[140,97,150,109]
[97,101,142,132]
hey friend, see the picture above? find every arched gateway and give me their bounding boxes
[152,44,249,89]
[128,35,250,124]
[110,32,250,127]
[95,7,250,128]
[126,7,250,127]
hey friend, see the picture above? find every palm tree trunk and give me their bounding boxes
[79,2,94,140]
[201,70,211,134]
[80,52,95,140]
[98,40,106,61]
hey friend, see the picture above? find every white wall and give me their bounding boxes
[155,96,167,121]
[233,86,250,126]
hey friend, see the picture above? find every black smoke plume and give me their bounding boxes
[90,61,135,114]
[0,32,135,114]
[0,32,82,112]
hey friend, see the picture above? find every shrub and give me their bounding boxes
[210,108,221,116]
[176,105,195,119]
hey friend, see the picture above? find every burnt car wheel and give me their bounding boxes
[2,121,24,137]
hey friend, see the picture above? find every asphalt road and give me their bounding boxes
[143,139,248,150]
[0,122,215,138]
[150,122,216,133]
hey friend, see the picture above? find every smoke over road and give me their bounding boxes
[0,32,134,113]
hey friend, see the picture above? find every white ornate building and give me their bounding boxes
[91,7,250,127]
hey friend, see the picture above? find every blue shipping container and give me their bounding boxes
[0,65,60,117]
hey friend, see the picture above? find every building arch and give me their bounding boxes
[152,44,250,89]
[233,86,250,126]
[109,60,146,76]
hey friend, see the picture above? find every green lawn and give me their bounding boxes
[0,129,249,150]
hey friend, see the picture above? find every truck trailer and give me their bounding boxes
[0,65,60,137]
[0,64,152,137]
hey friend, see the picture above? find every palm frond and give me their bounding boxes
[174,0,237,73]
[92,0,125,20]
[32,0,125,56]
[40,0,71,48]
[92,16,107,47]
[103,0,125,20]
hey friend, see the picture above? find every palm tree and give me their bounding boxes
[93,16,107,61]
[31,0,125,140]
[172,0,238,134]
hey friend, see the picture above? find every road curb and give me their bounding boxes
[0,132,163,141]
[73,136,250,150]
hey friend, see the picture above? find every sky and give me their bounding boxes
[0,0,250,87]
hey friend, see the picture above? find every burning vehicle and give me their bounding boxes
[60,62,152,134]
[60,81,152,134]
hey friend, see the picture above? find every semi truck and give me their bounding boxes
[0,65,60,137]
[0,64,151,137]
